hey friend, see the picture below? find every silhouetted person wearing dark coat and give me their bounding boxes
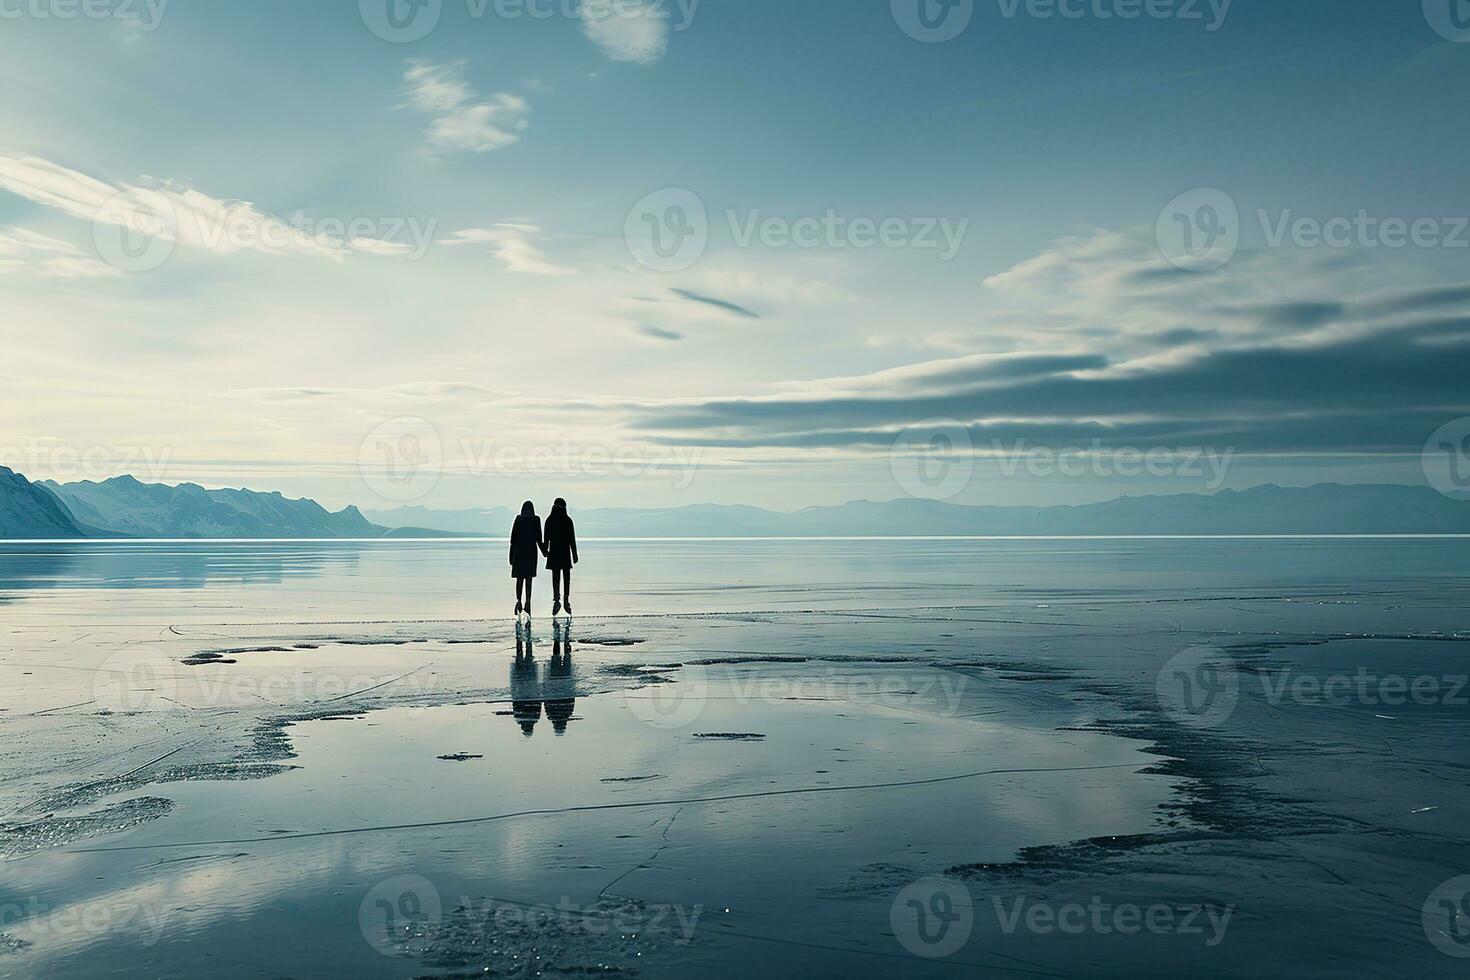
[509,501,546,619]
[544,497,579,617]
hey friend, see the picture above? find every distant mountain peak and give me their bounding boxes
[38,475,389,539]
[0,467,85,538]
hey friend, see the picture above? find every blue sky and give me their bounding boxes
[2,0,1468,511]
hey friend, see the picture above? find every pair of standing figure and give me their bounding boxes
[510,497,578,619]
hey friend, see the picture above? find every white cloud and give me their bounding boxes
[0,226,119,279]
[580,0,670,65]
[0,155,413,264]
[967,227,1425,357]
[403,61,531,156]
[441,224,574,276]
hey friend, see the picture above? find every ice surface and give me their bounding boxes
[1,538,1468,977]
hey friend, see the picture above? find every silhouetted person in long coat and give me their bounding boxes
[544,497,579,617]
[509,500,545,619]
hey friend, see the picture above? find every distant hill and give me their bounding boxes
[0,466,87,538]
[42,476,387,539]
[368,484,1470,537]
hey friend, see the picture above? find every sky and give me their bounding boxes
[2,0,1469,513]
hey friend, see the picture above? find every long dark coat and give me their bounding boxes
[509,514,543,578]
[543,509,579,571]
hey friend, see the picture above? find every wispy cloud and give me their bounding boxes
[404,61,530,156]
[0,227,119,279]
[634,324,684,342]
[0,155,412,263]
[440,223,574,276]
[619,234,1470,455]
[580,0,670,64]
[669,288,761,319]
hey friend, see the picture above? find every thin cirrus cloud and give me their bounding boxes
[634,324,684,342]
[0,226,118,279]
[580,0,670,64]
[0,155,415,264]
[668,288,762,320]
[403,61,531,156]
[439,224,574,276]
[621,234,1470,455]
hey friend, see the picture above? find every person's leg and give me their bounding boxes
[515,577,525,614]
[524,577,533,616]
[562,569,572,612]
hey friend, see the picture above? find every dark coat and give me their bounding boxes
[509,514,543,578]
[543,509,578,571]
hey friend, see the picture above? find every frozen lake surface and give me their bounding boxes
[1,538,1468,977]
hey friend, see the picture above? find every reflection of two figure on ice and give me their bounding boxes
[510,622,576,737]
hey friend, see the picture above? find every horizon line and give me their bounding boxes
[4,534,1470,545]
